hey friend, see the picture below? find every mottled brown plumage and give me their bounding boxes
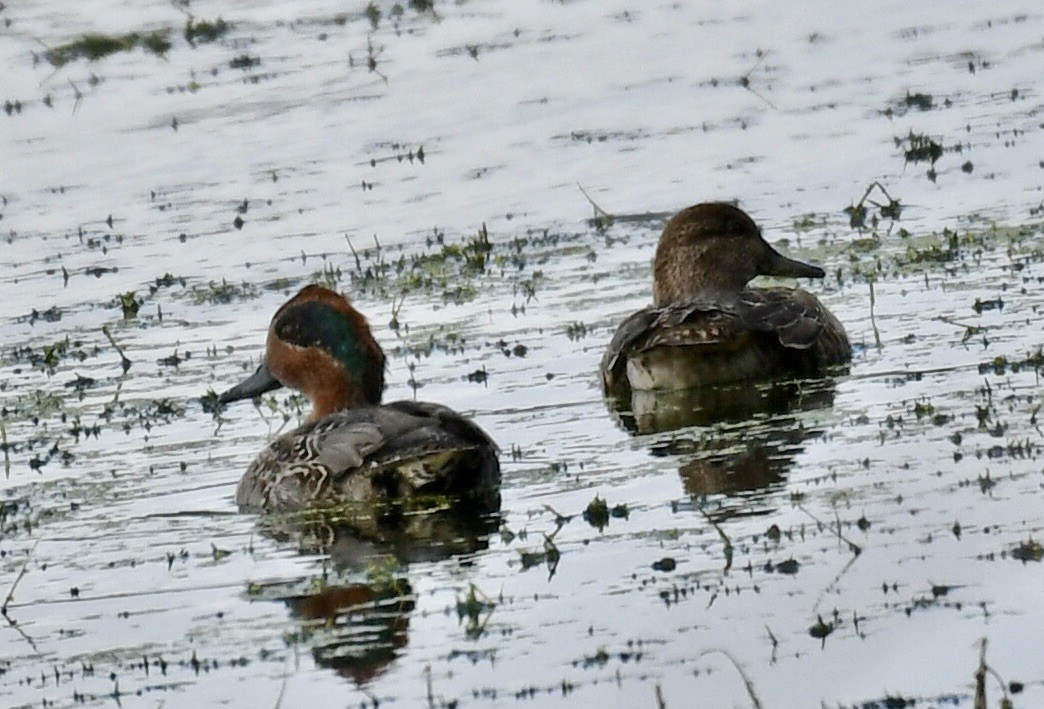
[603,202,851,395]
[218,285,499,512]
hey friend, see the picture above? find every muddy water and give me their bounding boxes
[2,1,1042,707]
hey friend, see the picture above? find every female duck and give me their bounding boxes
[602,202,850,395]
[218,284,499,512]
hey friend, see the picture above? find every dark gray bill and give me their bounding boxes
[217,360,283,405]
[761,246,825,279]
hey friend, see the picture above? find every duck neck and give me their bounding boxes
[309,384,373,421]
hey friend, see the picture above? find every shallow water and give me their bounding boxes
[2,1,1042,707]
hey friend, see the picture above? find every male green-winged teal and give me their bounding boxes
[602,202,850,395]
[218,284,499,512]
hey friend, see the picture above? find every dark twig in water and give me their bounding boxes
[68,78,83,114]
[105,379,124,417]
[352,34,387,83]
[699,509,734,574]
[388,293,407,336]
[974,638,987,709]
[654,683,666,709]
[542,504,573,531]
[576,182,613,229]
[3,611,39,652]
[102,325,132,373]
[765,625,779,663]
[869,279,882,349]
[2,541,41,650]
[2,541,36,615]
[697,649,763,709]
[798,504,861,555]
[814,551,860,614]
[739,50,776,110]
[862,181,897,210]
[542,532,561,580]
[798,505,863,613]
[457,582,495,639]
[847,180,902,231]
[272,678,287,709]
[973,638,1011,709]
[31,37,62,86]
[935,314,986,339]
[425,665,435,708]
[1,422,10,479]
[345,234,362,272]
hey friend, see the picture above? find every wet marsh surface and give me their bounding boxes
[2,1,1042,707]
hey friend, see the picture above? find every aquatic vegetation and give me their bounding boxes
[38,15,235,71]
[455,583,495,639]
[977,348,1044,375]
[903,229,961,264]
[388,327,468,359]
[791,212,829,233]
[882,91,937,117]
[582,494,609,531]
[98,397,186,432]
[186,279,260,305]
[894,129,958,181]
[898,130,944,165]
[228,54,259,70]
[843,181,903,230]
[17,306,62,325]
[363,0,438,30]
[1011,538,1042,563]
[321,224,547,310]
[43,30,172,67]
[5,337,98,376]
[184,17,230,46]
[114,291,140,319]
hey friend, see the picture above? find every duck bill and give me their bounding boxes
[218,360,283,405]
[761,246,825,279]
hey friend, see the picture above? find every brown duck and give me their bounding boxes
[602,202,851,395]
[217,285,500,512]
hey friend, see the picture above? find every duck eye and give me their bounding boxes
[276,319,319,348]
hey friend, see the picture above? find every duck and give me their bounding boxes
[217,284,500,513]
[602,202,851,396]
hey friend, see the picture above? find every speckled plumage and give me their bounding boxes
[234,401,500,512]
[219,285,500,513]
[602,203,851,394]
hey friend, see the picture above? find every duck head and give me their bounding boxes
[652,202,825,304]
[218,284,386,420]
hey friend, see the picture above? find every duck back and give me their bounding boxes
[235,401,500,512]
[603,287,850,393]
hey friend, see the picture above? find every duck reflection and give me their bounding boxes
[606,377,837,435]
[651,423,811,500]
[281,579,414,685]
[607,377,838,513]
[255,498,499,685]
[259,497,501,569]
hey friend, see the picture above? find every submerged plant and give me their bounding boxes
[843,181,903,231]
[184,17,230,46]
[43,30,171,67]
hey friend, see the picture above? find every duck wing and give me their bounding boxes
[236,404,499,511]
[736,288,825,350]
[602,288,827,386]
